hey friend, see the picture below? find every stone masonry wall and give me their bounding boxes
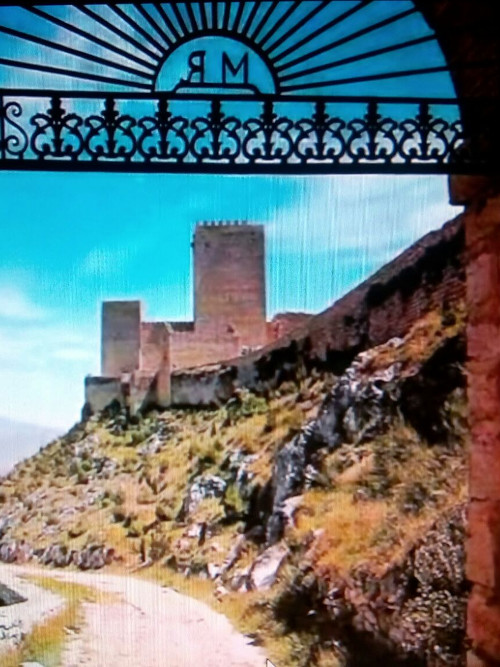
[266,312,312,344]
[169,327,241,371]
[141,322,170,373]
[101,301,141,376]
[194,223,267,350]
[464,194,500,665]
[171,215,465,406]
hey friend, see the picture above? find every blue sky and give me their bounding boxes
[0,1,463,462]
[0,171,462,434]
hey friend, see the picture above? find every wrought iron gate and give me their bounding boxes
[0,2,493,174]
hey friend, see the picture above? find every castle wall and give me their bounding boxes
[194,224,267,349]
[101,301,141,376]
[171,215,466,406]
[84,376,124,413]
[267,312,312,343]
[169,328,241,371]
[141,322,170,373]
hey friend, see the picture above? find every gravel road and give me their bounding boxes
[1,565,268,667]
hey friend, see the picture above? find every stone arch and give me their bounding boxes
[414,3,500,664]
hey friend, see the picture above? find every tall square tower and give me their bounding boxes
[101,300,142,376]
[193,222,267,349]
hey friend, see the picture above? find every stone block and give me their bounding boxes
[465,196,500,252]
[468,361,500,423]
[468,587,500,662]
[467,649,494,667]
[469,423,500,500]
[467,323,500,361]
[466,252,500,316]
[467,501,500,588]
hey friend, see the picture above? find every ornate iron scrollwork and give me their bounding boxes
[30,96,84,160]
[295,101,347,163]
[0,97,28,159]
[0,92,481,173]
[190,100,241,163]
[346,101,399,163]
[85,97,137,161]
[137,99,189,162]
[242,100,294,163]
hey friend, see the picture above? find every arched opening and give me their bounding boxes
[0,2,498,665]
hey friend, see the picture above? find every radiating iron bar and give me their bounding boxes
[0,23,154,80]
[250,0,279,41]
[280,35,437,82]
[221,1,231,31]
[211,0,218,29]
[74,5,160,60]
[23,6,157,71]
[183,1,198,32]
[281,64,482,92]
[133,3,174,46]
[0,90,464,105]
[276,6,418,70]
[106,4,165,52]
[0,58,152,89]
[257,0,300,48]
[198,1,208,30]
[267,0,346,56]
[153,3,182,40]
[163,2,188,36]
[232,1,246,33]
[241,1,262,37]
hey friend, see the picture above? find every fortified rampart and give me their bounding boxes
[84,222,310,414]
[170,214,465,407]
[85,216,464,414]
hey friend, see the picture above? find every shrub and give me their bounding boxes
[227,389,268,421]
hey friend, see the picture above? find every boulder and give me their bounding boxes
[0,582,26,606]
[39,544,74,568]
[0,540,32,564]
[248,543,289,591]
[181,475,227,518]
[75,545,115,570]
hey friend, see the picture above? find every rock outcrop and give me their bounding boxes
[267,331,465,544]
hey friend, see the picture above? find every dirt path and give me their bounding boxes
[1,565,267,667]
[0,564,65,653]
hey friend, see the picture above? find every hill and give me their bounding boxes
[0,419,61,476]
[0,302,467,666]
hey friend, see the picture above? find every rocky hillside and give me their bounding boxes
[0,306,467,666]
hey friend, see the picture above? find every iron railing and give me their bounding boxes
[0,91,482,174]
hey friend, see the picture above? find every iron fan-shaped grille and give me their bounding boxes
[0,2,490,173]
[0,1,454,96]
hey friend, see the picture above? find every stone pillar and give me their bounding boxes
[452,178,500,666]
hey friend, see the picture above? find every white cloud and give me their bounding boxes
[266,175,463,254]
[80,246,130,277]
[54,347,95,362]
[0,285,47,321]
[80,234,153,278]
[0,287,98,433]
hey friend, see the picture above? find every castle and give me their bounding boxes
[84,222,310,414]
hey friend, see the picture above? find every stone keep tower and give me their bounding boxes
[193,222,267,350]
[101,300,142,376]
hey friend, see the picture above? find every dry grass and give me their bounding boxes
[293,489,390,572]
[1,576,103,667]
